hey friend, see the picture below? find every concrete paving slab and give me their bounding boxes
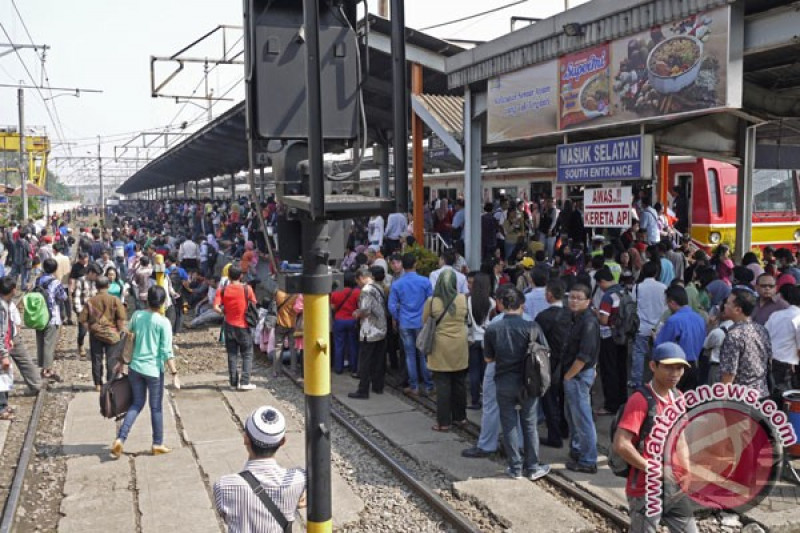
[174,388,239,442]
[365,410,458,446]
[136,447,220,533]
[195,439,248,490]
[331,374,417,417]
[454,478,593,532]
[59,455,136,533]
[63,390,181,456]
[405,440,503,480]
[222,387,303,433]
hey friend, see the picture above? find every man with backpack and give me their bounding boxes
[213,266,258,391]
[73,263,101,359]
[594,268,634,416]
[612,342,697,533]
[483,287,551,481]
[165,255,189,335]
[31,258,68,382]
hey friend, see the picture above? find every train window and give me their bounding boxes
[753,169,797,213]
[707,169,722,216]
[437,188,457,201]
[492,187,518,201]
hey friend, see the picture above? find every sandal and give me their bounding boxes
[431,425,450,432]
[0,410,15,421]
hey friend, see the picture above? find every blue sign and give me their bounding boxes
[557,135,653,184]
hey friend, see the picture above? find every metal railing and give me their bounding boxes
[424,232,451,255]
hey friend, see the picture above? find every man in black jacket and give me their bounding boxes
[535,279,572,448]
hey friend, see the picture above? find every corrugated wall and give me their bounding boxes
[447,0,734,88]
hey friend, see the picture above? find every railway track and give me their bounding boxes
[0,389,46,533]
[280,368,482,533]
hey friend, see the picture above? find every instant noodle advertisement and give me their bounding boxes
[558,44,611,130]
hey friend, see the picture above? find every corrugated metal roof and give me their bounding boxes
[447,0,734,89]
[415,94,464,141]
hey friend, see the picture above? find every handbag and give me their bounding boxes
[110,329,136,365]
[87,301,121,345]
[244,286,259,329]
[99,374,133,420]
[415,296,456,356]
[238,471,292,532]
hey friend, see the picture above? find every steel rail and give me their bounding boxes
[383,373,633,530]
[282,369,480,533]
[0,389,46,533]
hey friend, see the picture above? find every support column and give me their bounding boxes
[195,180,200,199]
[260,167,266,200]
[376,142,389,197]
[184,182,188,198]
[411,63,424,245]
[230,173,236,200]
[391,0,408,213]
[464,87,483,271]
[210,177,215,200]
[734,120,755,261]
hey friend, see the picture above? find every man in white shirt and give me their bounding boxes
[630,261,667,389]
[367,215,384,248]
[703,318,734,385]
[178,237,200,272]
[429,249,468,294]
[524,269,549,320]
[765,285,800,403]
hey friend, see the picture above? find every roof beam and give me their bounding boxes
[368,31,446,72]
[410,95,464,162]
[744,3,800,57]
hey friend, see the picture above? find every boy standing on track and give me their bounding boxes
[612,342,697,533]
[214,405,306,533]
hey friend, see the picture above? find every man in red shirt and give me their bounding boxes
[214,266,258,391]
[612,342,696,533]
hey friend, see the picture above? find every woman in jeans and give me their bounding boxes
[466,272,495,410]
[331,272,361,375]
[423,269,468,432]
[111,285,180,459]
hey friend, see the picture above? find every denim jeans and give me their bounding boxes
[118,368,165,445]
[564,367,598,466]
[476,362,499,452]
[333,319,359,373]
[496,373,542,475]
[398,327,433,392]
[224,323,253,387]
[468,342,486,406]
[630,335,650,389]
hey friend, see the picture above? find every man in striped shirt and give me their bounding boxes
[214,406,306,532]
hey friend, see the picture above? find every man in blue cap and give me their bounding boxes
[613,342,697,532]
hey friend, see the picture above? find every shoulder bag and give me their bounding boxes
[99,374,133,420]
[221,285,260,329]
[238,471,292,532]
[415,296,456,356]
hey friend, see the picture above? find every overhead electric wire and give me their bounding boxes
[419,0,529,31]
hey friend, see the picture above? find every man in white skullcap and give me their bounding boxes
[214,405,307,532]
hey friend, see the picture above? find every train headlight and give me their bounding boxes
[709,232,722,244]
[794,229,800,241]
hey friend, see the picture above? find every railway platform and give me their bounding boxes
[56,374,364,532]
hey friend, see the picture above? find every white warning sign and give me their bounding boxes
[583,186,633,228]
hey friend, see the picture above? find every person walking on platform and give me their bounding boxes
[79,276,127,391]
[111,285,179,459]
[388,253,434,397]
[348,266,387,399]
[214,405,306,532]
[214,266,258,391]
[35,258,68,383]
[423,270,468,431]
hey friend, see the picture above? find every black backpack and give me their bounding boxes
[608,387,658,478]
[207,244,218,270]
[611,289,639,346]
[520,323,551,401]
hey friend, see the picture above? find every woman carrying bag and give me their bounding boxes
[110,285,180,460]
[423,269,468,432]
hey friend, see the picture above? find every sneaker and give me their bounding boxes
[403,387,419,398]
[565,460,597,474]
[461,447,493,459]
[505,468,523,480]
[152,444,172,455]
[111,439,124,459]
[526,464,551,481]
[78,346,86,358]
[238,384,257,391]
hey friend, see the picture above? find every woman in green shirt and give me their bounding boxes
[106,266,126,304]
[111,285,179,459]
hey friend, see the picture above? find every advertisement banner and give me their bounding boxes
[557,135,653,184]
[559,44,611,130]
[487,61,558,144]
[583,186,633,228]
[486,6,734,144]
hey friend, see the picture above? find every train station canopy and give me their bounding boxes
[116,15,463,195]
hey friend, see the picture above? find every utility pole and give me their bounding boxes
[391,0,408,213]
[98,135,104,224]
[18,88,27,221]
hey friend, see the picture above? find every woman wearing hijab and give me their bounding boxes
[423,269,468,432]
